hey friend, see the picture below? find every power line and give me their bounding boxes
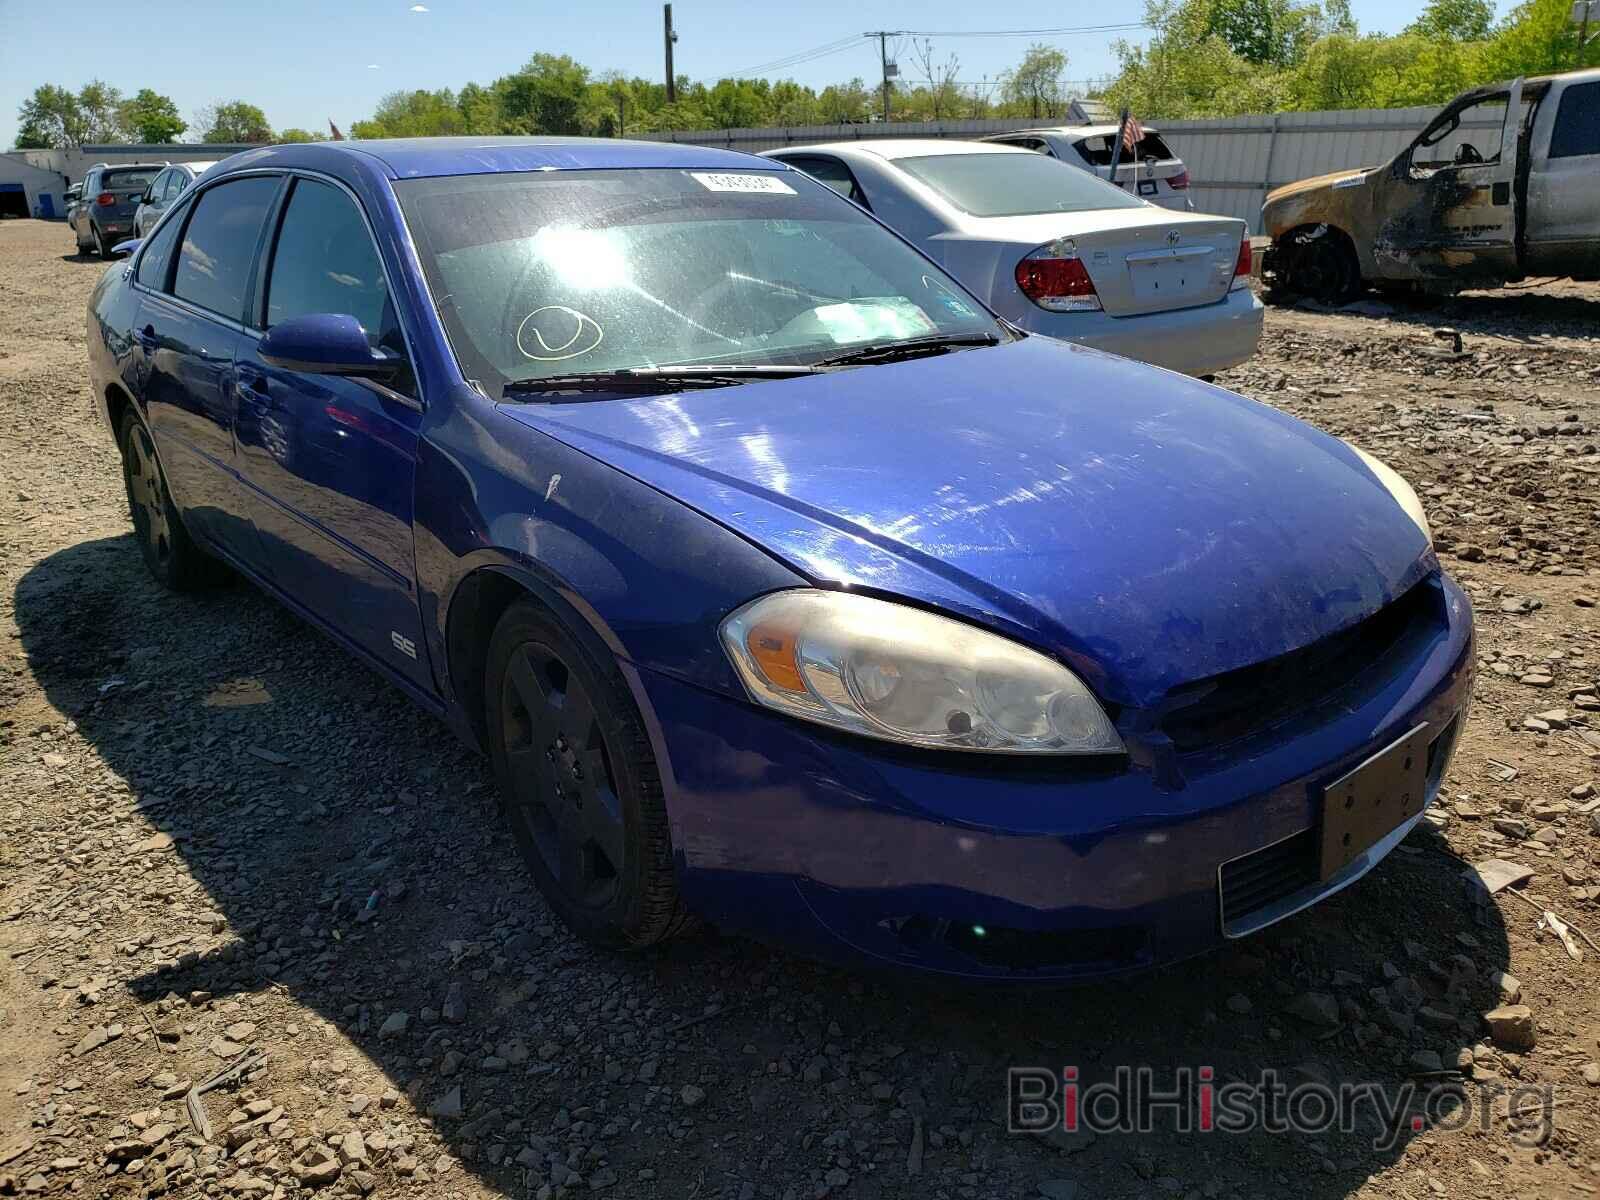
[902,22,1149,38]
[730,35,864,78]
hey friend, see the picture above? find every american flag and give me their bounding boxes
[1121,113,1145,153]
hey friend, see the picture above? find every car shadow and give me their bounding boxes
[14,534,1520,1198]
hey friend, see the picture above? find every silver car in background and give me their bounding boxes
[132,160,218,237]
[762,140,1262,379]
[982,124,1196,212]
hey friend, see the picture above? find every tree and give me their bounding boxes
[1206,0,1326,66]
[910,39,962,119]
[815,79,872,123]
[350,89,465,138]
[77,80,125,142]
[494,54,591,135]
[119,89,185,143]
[1002,44,1068,119]
[1406,0,1495,41]
[276,128,327,144]
[196,101,273,143]
[16,84,88,148]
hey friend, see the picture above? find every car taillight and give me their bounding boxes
[96,192,116,206]
[1169,169,1190,190]
[1231,238,1252,290]
[1014,244,1102,313]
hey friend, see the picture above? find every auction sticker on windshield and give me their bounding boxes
[690,172,796,195]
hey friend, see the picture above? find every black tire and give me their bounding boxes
[485,598,696,948]
[1273,229,1362,304]
[92,223,109,258]
[119,409,221,591]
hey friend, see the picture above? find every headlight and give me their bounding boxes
[719,590,1123,755]
[1351,446,1431,545]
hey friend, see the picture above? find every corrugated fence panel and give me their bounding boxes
[639,104,1503,232]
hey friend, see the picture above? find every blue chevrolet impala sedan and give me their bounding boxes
[86,137,1473,981]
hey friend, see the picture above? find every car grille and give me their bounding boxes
[1160,580,1443,754]
[1218,829,1318,930]
[1218,715,1460,932]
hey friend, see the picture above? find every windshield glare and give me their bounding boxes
[396,169,1002,395]
[896,151,1147,217]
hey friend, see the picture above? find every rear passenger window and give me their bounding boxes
[173,176,279,321]
[1550,82,1600,159]
[265,178,391,344]
[136,208,184,290]
[781,157,871,210]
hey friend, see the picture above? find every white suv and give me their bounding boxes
[983,126,1195,212]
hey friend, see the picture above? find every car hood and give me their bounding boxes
[502,338,1433,708]
[1264,167,1374,207]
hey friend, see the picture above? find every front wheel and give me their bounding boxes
[485,599,696,948]
[119,409,221,591]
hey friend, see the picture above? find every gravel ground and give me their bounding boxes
[2,216,1599,1200]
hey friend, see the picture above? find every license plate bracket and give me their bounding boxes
[1318,724,1430,880]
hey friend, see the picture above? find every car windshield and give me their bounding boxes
[395,168,1003,396]
[105,169,161,190]
[895,152,1147,217]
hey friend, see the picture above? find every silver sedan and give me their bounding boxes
[762,139,1262,378]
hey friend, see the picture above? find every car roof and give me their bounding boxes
[212,136,784,180]
[768,139,1034,162]
[992,125,1163,139]
[175,160,220,172]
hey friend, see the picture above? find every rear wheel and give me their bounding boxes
[119,409,220,591]
[92,223,108,259]
[485,599,695,948]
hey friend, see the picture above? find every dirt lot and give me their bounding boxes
[2,215,1599,1200]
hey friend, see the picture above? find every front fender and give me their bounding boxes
[413,387,805,717]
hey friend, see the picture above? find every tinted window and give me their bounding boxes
[162,171,184,202]
[265,178,390,342]
[136,205,185,290]
[173,176,278,320]
[1550,82,1600,159]
[781,157,870,208]
[105,167,161,191]
[895,152,1146,216]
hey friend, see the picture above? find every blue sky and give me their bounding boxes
[1,0,1491,148]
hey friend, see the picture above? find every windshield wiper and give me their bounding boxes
[811,332,1001,368]
[501,363,825,400]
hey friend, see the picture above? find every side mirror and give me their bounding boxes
[257,313,400,379]
[141,188,153,204]
[110,238,143,259]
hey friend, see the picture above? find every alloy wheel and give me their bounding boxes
[125,424,171,567]
[499,640,625,908]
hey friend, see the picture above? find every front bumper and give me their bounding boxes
[1013,285,1264,377]
[630,572,1473,981]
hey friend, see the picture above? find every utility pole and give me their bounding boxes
[864,31,902,122]
[664,4,678,105]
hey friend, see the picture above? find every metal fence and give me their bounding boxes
[638,105,1500,231]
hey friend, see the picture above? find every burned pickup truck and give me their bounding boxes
[1262,69,1599,301]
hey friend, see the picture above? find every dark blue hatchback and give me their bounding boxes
[86,137,1472,981]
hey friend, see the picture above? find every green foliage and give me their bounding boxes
[198,101,273,143]
[1001,44,1069,119]
[119,89,185,144]
[1101,0,1582,118]
[276,128,327,144]
[16,84,87,148]
[1406,0,1495,41]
